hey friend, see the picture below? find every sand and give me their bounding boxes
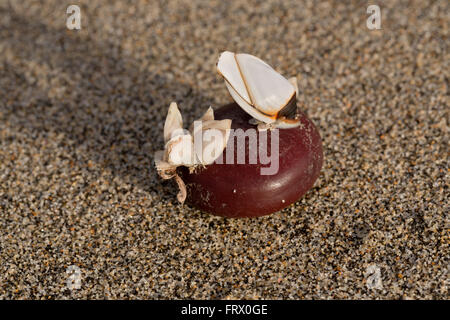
[0,0,448,299]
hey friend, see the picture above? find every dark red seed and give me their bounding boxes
[178,102,323,218]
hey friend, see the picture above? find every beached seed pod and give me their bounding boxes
[156,52,323,217]
[179,102,323,218]
[217,51,300,129]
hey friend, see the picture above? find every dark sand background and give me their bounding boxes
[0,0,448,299]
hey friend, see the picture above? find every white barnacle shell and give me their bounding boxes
[165,134,195,166]
[217,51,300,129]
[191,113,231,166]
[155,102,232,203]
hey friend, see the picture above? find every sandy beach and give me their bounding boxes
[0,0,448,299]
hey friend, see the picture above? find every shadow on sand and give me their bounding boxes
[0,7,216,199]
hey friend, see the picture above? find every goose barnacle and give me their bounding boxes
[217,51,300,130]
[154,102,232,203]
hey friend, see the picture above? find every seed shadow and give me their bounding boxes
[0,7,215,199]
